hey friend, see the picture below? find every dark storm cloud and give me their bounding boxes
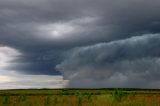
[8,51,62,75]
[1,0,160,82]
[56,34,160,88]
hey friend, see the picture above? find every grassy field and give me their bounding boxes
[0,88,160,106]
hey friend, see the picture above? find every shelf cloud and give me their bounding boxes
[56,34,160,88]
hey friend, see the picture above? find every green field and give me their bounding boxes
[0,88,160,106]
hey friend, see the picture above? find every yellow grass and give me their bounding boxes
[0,89,160,106]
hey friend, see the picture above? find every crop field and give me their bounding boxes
[0,88,160,106]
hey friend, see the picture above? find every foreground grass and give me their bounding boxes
[0,89,160,106]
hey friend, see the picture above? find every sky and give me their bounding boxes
[1,0,160,89]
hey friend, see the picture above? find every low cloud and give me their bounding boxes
[56,34,160,88]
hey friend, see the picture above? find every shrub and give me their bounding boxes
[111,89,128,101]
[2,96,10,104]
[54,96,58,105]
[75,91,83,106]
[87,94,92,101]
[19,95,26,102]
[44,96,50,105]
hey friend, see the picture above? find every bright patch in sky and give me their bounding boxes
[50,23,74,37]
[37,17,96,39]
[38,23,75,38]
[0,47,68,89]
[0,75,13,83]
[0,47,20,68]
[0,70,68,89]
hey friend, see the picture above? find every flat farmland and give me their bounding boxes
[0,89,160,106]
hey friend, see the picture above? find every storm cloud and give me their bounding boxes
[1,0,160,88]
[56,34,160,88]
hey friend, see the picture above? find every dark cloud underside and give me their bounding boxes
[1,0,160,88]
[56,34,160,88]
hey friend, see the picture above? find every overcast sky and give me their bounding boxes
[1,0,160,89]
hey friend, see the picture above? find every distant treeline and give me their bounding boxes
[1,88,160,91]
